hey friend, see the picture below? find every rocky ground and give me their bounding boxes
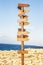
[0,48,43,65]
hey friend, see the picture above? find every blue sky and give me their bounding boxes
[0,0,43,46]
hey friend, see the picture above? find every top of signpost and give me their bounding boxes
[18,3,30,7]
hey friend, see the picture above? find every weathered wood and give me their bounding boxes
[18,3,30,7]
[19,22,30,26]
[17,4,29,65]
[18,10,30,16]
[18,10,24,16]
[17,31,30,35]
[18,28,26,32]
[18,18,28,22]
[18,50,28,54]
[17,35,28,38]
[24,10,30,13]
[17,37,29,41]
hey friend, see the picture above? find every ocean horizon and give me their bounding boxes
[0,43,43,50]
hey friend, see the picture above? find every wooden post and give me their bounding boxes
[17,3,30,65]
[21,41,24,65]
[21,7,24,65]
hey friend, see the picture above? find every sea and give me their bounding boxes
[0,44,43,50]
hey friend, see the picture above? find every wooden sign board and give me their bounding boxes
[18,50,28,54]
[24,10,30,13]
[22,15,28,18]
[18,10,30,16]
[17,31,30,35]
[17,35,28,38]
[19,22,30,26]
[18,3,30,7]
[18,18,28,22]
[18,10,28,17]
[17,37,29,41]
[18,10,24,16]
[18,28,26,32]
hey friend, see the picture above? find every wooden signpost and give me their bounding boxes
[17,3,30,65]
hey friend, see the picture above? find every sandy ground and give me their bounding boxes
[0,48,43,65]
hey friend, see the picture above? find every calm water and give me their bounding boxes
[0,44,43,50]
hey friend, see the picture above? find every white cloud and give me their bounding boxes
[0,33,16,43]
[0,34,9,43]
[0,33,3,38]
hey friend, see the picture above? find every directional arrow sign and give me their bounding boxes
[18,3,30,7]
[17,38,29,41]
[24,10,30,13]
[18,10,30,16]
[18,50,28,54]
[19,22,30,26]
[18,28,26,32]
[17,35,28,38]
[17,35,29,41]
[18,10,24,16]
[17,31,30,35]
[18,18,28,22]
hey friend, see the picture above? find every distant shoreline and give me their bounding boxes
[0,43,43,50]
